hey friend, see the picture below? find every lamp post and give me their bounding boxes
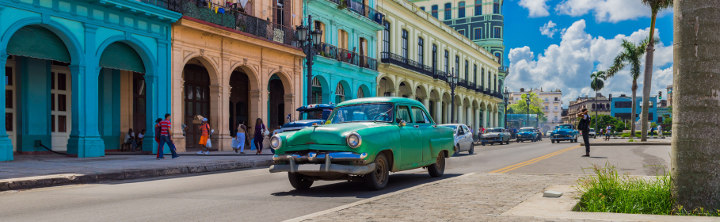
[448,70,458,123]
[503,87,509,129]
[296,15,323,107]
[525,93,530,127]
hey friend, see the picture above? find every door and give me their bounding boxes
[456,125,466,151]
[5,57,16,151]
[461,125,473,150]
[396,105,422,169]
[132,73,146,132]
[411,106,433,162]
[183,64,210,150]
[50,64,71,151]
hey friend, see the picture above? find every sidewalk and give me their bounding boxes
[0,150,274,191]
[583,137,671,146]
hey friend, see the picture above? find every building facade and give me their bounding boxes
[166,0,305,152]
[303,0,383,106]
[377,0,503,130]
[0,0,181,161]
[610,95,658,124]
[508,88,563,126]
[565,93,611,126]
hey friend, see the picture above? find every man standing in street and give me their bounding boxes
[158,113,179,159]
[577,108,591,157]
[658,124,663,137]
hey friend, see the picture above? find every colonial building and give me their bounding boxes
[565,93,610,126]
[0,0,181,161]
[610,94,659,125]
[508,88,563,126]
[166,0,305,152]
[303,0,383,105]
[377,0,503,129]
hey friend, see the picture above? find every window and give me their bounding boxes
[418,37,424,65]
[481,68,485,89]
[444,3,451,20]
[431,5,439,18]
[493,0,500,14]
[444,50,449,73]
[473,64,477,85]
[338,29,349,49]
[335,83,346,103]
[458,1,466,18]
[493,27,501,38]
[455,55,459,75]
[458,29,466,37]
[464,60,469,81]
[412,107,430,124]
[615,101,632,108]
[314,21,326,43]
[401,29,408,60]
[398,106,412,123]
[432,44,438,71]
[474,28,483,40]
[420,6,425,11]
[382,20,390,55]
[474,0,482,16]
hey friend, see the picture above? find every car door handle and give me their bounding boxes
[414,125,419,128]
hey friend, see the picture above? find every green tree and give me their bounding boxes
[590,115,625,133]
[508,92,546,124]
[590,71,606,131]
[673,0,720,211]
[606,39,648,139]
[639,0,673,142]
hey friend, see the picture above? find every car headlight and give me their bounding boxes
[270,135,282,150]
[346,132,362,148]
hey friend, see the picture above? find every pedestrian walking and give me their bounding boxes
[650,127,656,136]
[577,108,591,157]
[154,118,162,159]
[197,118,211,155]
[254,118,267,155]
[605,125,612,141]
[658,125,663,137]
[157,114,179,159]
[234,121,248,154]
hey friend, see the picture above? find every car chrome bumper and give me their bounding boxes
[481,138,502,142]
[552,136,574,140]
[272,152,368,162]
[269,152,373,174]
[269,163,376,175]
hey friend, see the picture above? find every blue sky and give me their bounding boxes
[502,0,674,106]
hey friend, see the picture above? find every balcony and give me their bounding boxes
[318,43,377,71]
[328,0,384,25]
[381,52,434,78]
[165,0,296,46]
[499,66,508,73]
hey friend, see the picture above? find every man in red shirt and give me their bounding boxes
[157,113,179,159]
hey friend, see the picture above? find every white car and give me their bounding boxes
[439,124,475,155]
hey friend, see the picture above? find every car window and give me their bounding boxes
[411,107,430,124]
[457,126,464,134]
[463,125,471,134]
[397,105,412,123]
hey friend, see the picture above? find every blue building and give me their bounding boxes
[303,0,383,105]
[0,0,181,161]
[610,95,658,124]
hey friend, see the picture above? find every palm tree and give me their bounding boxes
[639,0,673,141]
[673,0,720,212]
[606,39,648,138]
[590,71,606,131]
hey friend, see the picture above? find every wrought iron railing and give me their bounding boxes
[317,43,377,70]
[166,0,297,46]
[380,52,434,78]
[328,0,383,24]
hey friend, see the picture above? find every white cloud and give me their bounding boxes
[506,19,673,106]
[519,0,550,17]
[556,0,661,23]
[540,20,559,38]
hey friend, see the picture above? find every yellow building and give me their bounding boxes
[169,1,305,152]
[377,0,503,129]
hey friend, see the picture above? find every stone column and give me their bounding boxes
[435,101,442,124]
[66,63,106,158]
[0,53,12,161]
[249,90,261,138]
[209,84,224,151]
[218,84,232,151]
[171,48,186,152]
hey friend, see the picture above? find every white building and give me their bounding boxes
[508,88,563,127]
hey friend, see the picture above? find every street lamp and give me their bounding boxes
[297,15,323,107]
[525,93,530,127]
[448,70,458,123]
[503,87,509,129]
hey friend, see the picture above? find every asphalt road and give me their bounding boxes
[0,139,645,222]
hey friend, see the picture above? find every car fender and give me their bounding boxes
[430,137,453,159]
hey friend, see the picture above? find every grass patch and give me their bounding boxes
[576,164,720,216]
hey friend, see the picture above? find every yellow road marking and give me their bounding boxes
[489,145,580,174]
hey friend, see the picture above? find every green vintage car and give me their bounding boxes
[268,97,455,190]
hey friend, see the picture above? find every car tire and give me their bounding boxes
[365,153,390,190]
[428,151,446,177]
[490,142,494,145]
[551,140,555,143]
[468,145,475,154]
[288,173,313,190]
[482,142,486,146]
[453,145,460,156]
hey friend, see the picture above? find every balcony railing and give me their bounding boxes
[499,66,508,73]
[318,43,377,70]
[166,0,296,46]
[381,52,434,78]
[328,0,384,25]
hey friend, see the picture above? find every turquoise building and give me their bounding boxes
[0,0,181,161]
[303,0,383,105]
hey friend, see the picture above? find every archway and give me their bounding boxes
[463,97,471,126]
[378,76,395,97]
[398,81,412,98]
[97,41,148,152]
[268,74,286,130]
[415,85,427,104]
[229,68,250,136]
[311,76,329,104]
[334,81,351,104]
[442,92,451,124]
[357,84,370,99]
[429,89,440,122]
[4,25,73,152]
[182,61,211,151]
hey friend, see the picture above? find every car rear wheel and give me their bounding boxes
[428,152,445,177]
[288,173,313,190]
[365,153,389,190]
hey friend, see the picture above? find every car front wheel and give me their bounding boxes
[288,173,313,190]
[365,153,390,190]
[468,144,475,154]
[428,151,446,177]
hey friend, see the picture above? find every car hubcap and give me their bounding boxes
[375,158,387,184]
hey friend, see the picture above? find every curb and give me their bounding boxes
[581,142,670,146]
[0,159,274,192]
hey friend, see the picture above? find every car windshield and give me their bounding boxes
[556,125,573,130]
[487,128,503,133]
[302,110,331,120]
[520,128,533,132]
[328,103,394,124]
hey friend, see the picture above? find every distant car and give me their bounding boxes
[481,128,511,146]
[516,127,539,143]
[545,130,553,138]
[551,124,579,143]
[273,104,334,134]
[534,128,543,141]
[440,124,475,155]
[588,129,597,138]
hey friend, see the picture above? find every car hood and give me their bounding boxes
[553,129,575,134]
[483,133,501,136]
[281,119,324,128]
[286,122,377,146]
[518,131,534,135]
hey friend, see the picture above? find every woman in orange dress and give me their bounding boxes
[197,118,211,155]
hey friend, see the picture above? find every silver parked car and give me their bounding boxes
[439,124,475,155]
[481,127,512,146]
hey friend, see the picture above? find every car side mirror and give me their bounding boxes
[399,120,407,127]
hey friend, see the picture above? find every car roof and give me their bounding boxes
[336,97,425,107]
[296,104,334,111]
[520,127,534,129]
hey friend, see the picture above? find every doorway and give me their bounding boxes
[183,64,210,150]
